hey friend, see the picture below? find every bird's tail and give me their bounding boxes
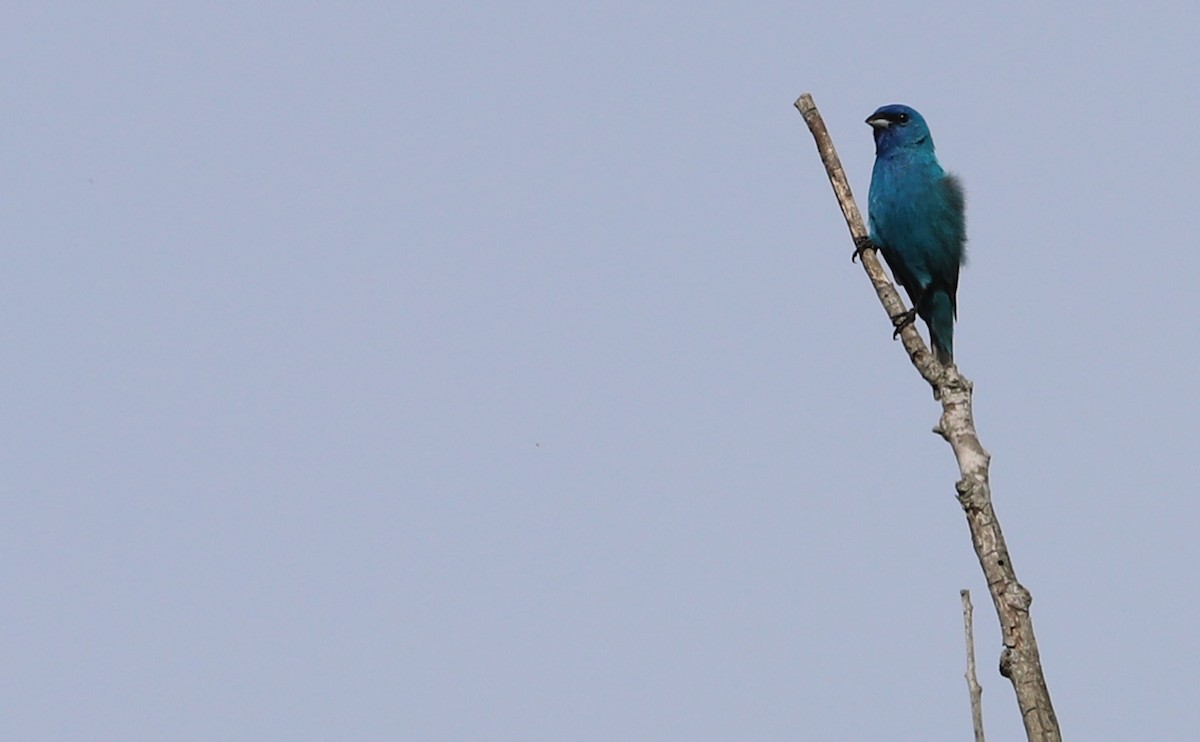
[926,292,955,366]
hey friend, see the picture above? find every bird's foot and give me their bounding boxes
[852,236,875,263]
[891,308,918,339]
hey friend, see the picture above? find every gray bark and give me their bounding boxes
[794,93,1061,742]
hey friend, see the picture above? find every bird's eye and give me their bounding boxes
[897,113,909,123]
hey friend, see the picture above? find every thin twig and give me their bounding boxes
[962,589,986,742]
[794,93,1061,742]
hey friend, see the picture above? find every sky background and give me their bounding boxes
[4,2,1198,740]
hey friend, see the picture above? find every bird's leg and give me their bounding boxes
[852,235,875,263]
[891,288,923,339]
[891,307,918,339]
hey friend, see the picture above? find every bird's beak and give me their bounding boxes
[866,116,891,129]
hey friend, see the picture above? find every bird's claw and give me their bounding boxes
[891,308,918,339]
[852,236,875,263]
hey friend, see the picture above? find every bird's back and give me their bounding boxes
[868,152,966,305]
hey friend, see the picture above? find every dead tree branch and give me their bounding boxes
[962,589,986,742]
[793,93,1060,742]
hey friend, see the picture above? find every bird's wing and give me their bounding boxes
[929,174,967,305]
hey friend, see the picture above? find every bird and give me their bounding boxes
[865,104,966,365]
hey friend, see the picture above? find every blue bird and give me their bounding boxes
[865,104,966,365]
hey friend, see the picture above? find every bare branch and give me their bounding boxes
[794,93,1061,742]
[962,589,986,742]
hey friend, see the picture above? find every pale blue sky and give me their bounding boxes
[4,3,1198,740]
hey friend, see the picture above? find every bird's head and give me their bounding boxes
[866,104,934,156]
